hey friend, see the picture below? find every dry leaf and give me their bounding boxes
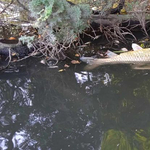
[64,64,70,68]
[38,34,42,39]
[11,52,17,56]
[84,42,91,45]
[40,59,46,65]
[74,37,78,41]
[58,69,65,72]
[9,37,16,40]
[71,60,80,64]
[12,58,17,62]
[75,54,80,57]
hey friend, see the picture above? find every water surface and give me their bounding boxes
[0,58,150,150]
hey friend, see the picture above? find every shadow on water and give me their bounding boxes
[0,58,150,150]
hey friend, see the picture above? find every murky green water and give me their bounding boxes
[0,58,150,150]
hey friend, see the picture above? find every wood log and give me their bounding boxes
[90,13,150,28]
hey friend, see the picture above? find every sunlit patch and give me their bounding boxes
[103,73,111,85]
[12,130,37,149]
[74,71,112,95]
[0,116,10,126]
[6,80,13,87]
[74,71,93,85]
[28,110,59,127]
[0,137,8,150]
[12,85,33,106]
[75,71,111,86]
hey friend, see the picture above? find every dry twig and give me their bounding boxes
[0,0,14,14]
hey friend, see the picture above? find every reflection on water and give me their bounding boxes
[0,59,150,150]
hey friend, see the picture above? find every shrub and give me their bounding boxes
[27,0,91,60]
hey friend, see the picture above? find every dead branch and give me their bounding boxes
[0,0,14,14]
[16,0,30,12]
[91,12,150,27]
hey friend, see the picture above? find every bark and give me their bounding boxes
[90,13,150,28]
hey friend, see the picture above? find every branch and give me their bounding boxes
[16,0,30,12]
[0,0,14,14]
[91,12,150,27]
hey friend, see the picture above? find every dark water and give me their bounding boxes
[0,58,150,150]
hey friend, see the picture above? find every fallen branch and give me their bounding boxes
[90,12,150,27]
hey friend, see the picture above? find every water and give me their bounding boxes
[0,58,150,150]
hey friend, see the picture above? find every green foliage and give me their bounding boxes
[101,128,150,150]
[133,129,150,150]
[28,0,91,56]
[101,129,132,150]
[19,35,35,48]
